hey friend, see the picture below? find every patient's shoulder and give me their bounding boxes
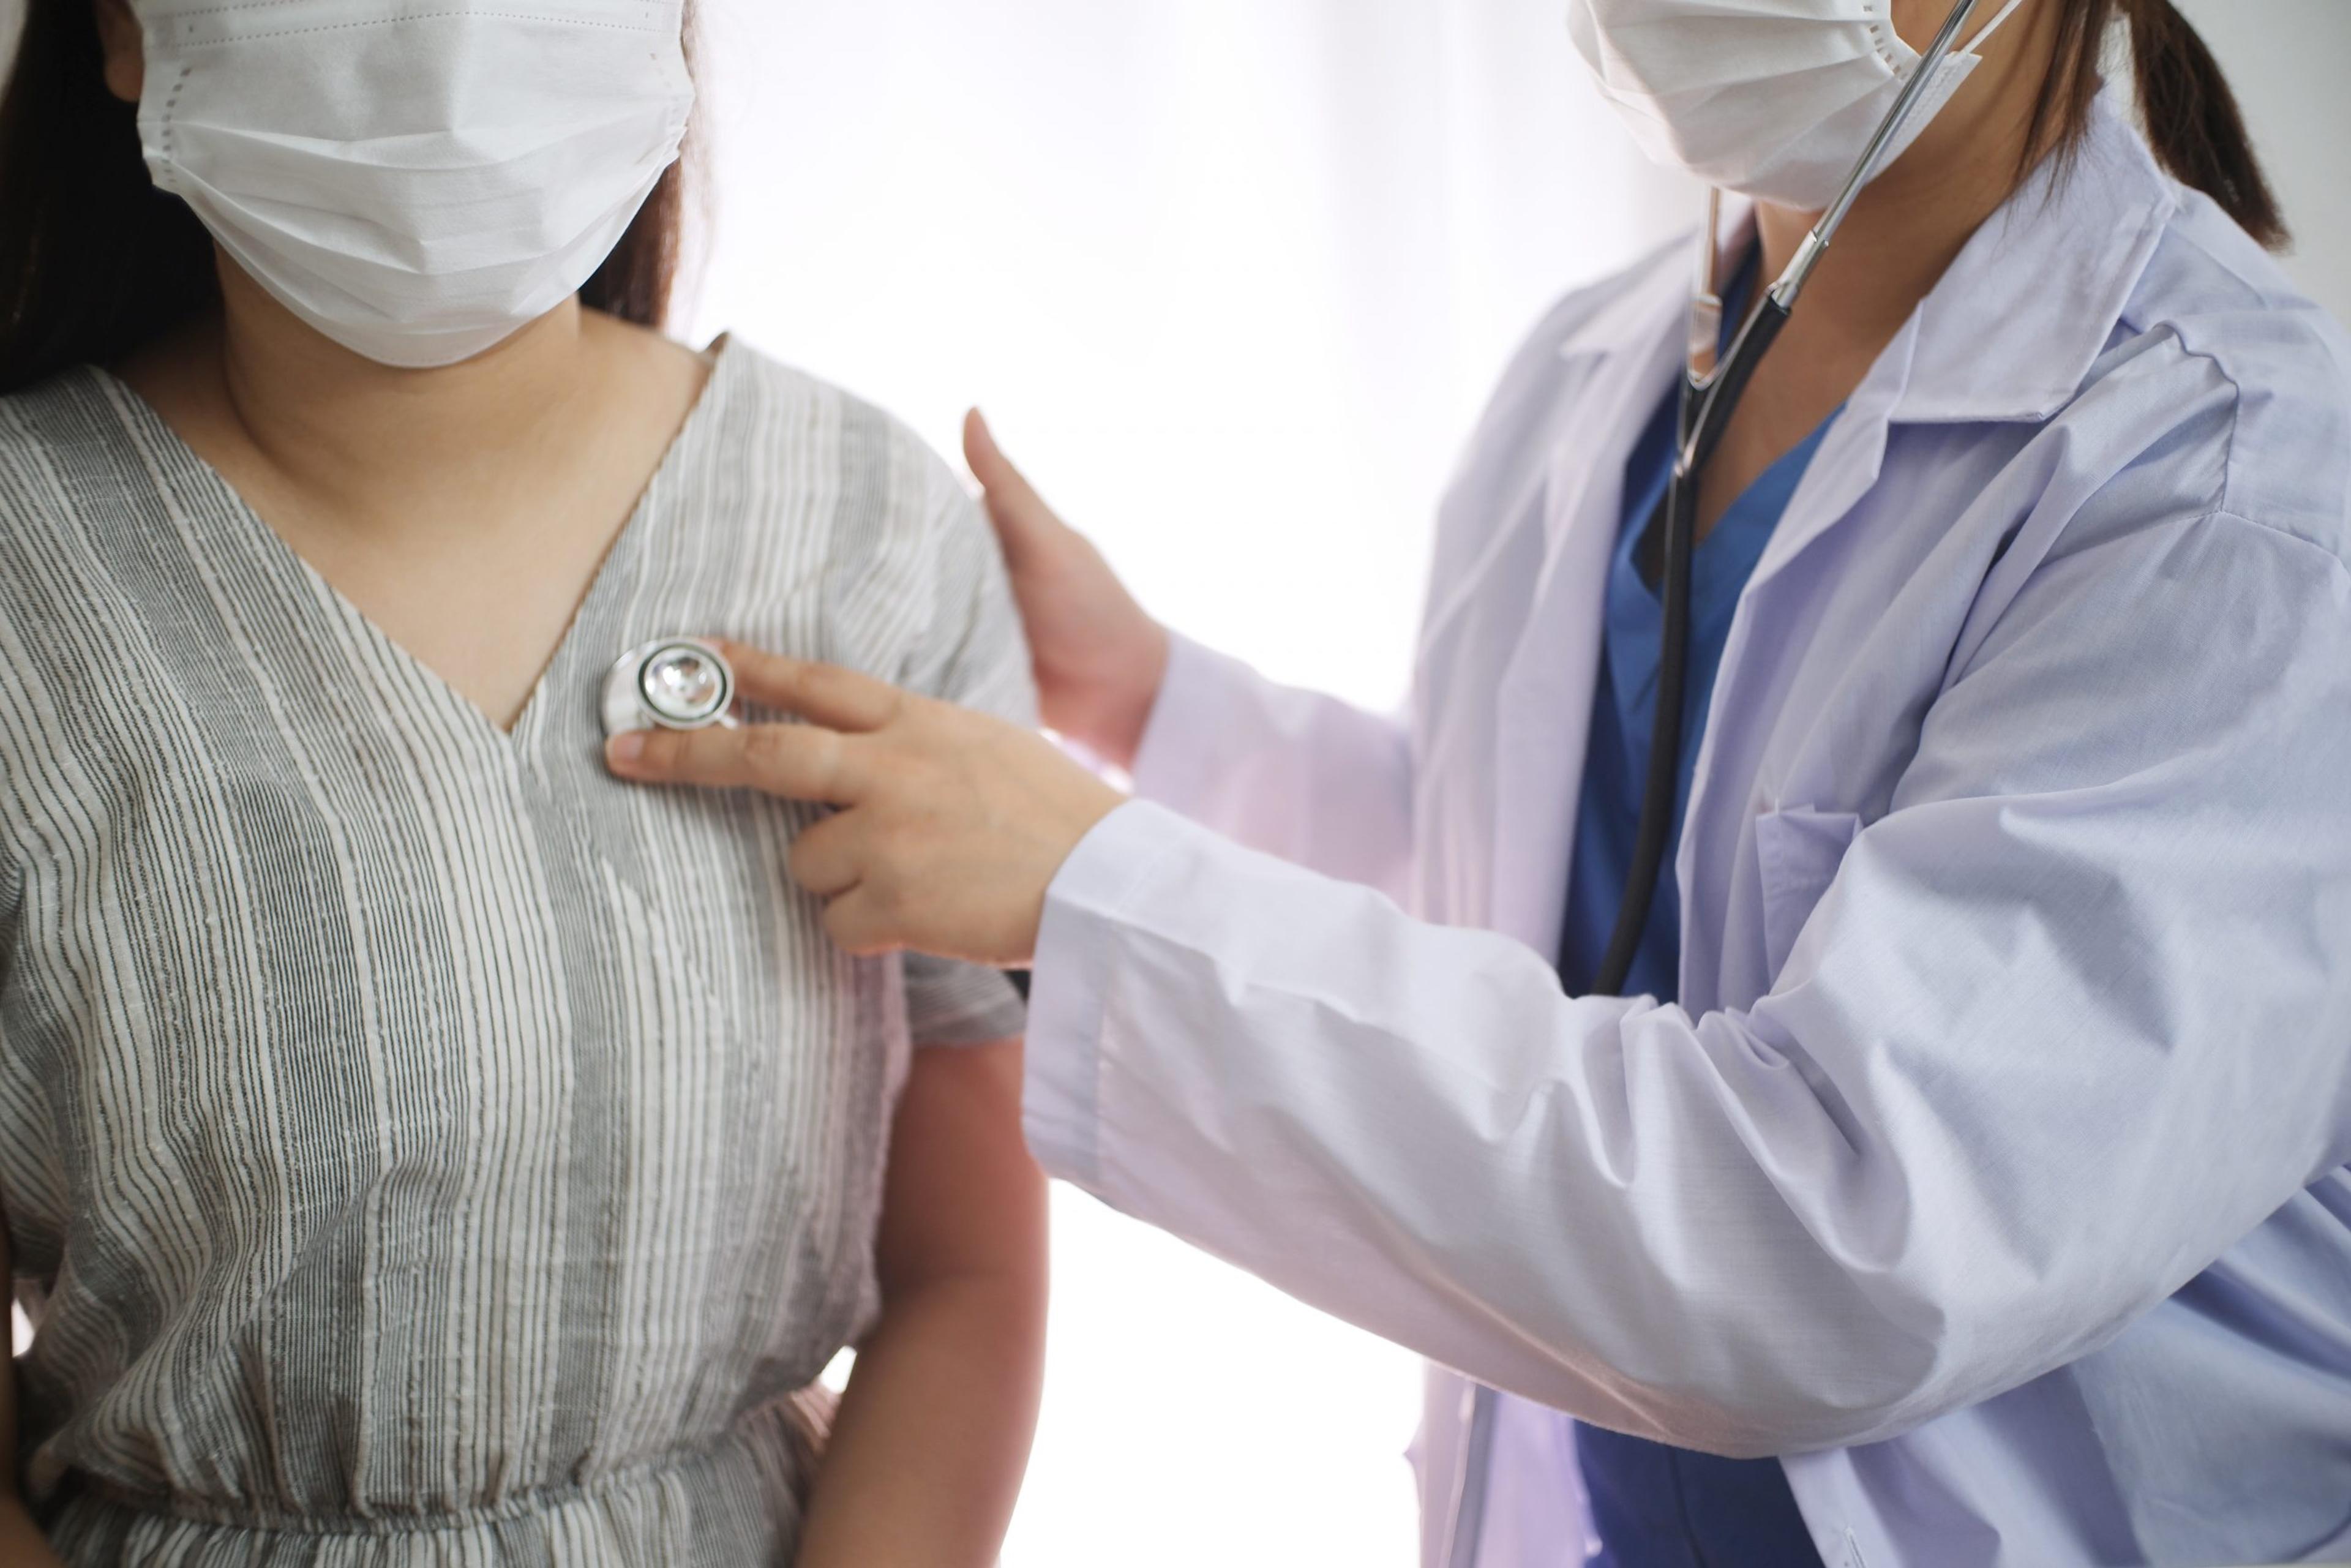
[697,340,1027,707]
[0,367,162,535]
[705,339,975,541]
[2,366,121,468]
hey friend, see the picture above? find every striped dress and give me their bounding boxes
[0,342,1033,1566]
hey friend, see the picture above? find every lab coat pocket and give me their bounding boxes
[1753,808,1864,981]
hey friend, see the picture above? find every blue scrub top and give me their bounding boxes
[1557,259,1842,1566]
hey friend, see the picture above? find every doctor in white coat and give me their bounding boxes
[606,0,2351,1561]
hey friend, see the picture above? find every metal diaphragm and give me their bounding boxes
[601,638,738,737]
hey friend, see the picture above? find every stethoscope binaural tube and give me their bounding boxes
[1442,3,1997,1564]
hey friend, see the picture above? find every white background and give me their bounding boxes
[5,2,2348,1565]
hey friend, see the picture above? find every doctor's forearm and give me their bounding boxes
[1027,805,1992,1456]
[1033,760,2351,1461]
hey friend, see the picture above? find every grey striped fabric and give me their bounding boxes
[0,341,1033,1566]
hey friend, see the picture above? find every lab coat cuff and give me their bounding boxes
[1024,798,1199,1188]
[1131,634,1257,812]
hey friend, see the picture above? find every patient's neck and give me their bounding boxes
[197,259,607,543]
[116,250,710,730]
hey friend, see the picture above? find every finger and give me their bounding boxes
[607,721,866,805]
[707,645,903,733]
[962,408,1057,569]
[822,888,901,957]
[786,812,862,899]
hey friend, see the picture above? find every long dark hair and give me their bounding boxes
[2032,0,2287,247]
[0,0,697,396]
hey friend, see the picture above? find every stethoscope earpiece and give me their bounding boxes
[601,638,740,737]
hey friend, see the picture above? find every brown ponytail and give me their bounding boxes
[2028,0,2289,249]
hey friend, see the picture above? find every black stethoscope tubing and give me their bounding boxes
[1587,293,1791,996]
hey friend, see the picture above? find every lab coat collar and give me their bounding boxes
[1888,90,2178,425]
[1558,92,2177,427]
[1729,93,2177,600]
[1553,227,1704,372]
[1509,98,2176,954]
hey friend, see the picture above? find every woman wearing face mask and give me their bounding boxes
[0,1,1046,1564]
[605,0,2351,1563]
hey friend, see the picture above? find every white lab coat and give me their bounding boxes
[1024,96,2351,1564]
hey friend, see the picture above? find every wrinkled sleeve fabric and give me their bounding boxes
[1027,506,2351,1458]
[1131,634,1415,901]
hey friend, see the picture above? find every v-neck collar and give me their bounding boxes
[91,338,737,750]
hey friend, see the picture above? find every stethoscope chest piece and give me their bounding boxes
[602,638,738,737]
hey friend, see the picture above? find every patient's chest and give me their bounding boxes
[0,362,934,1513]
[1,602,904,1444]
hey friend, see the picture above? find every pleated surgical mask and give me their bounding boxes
[1567,0,2027,211]
[130,0,696,368]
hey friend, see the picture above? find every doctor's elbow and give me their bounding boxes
[1621,1310,1978,1459]
[1735,1387,1946,1458]
[1646,1375,1951,1461]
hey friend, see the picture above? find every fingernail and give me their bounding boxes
[607,733,647,767]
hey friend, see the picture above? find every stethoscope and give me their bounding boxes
[1441,2,1997,1562]
[601,637,739,737]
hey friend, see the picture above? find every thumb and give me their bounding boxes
[964,408,1060,568]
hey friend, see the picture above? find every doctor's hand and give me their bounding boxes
[606,642,1125,967]
[964,410,1169,772]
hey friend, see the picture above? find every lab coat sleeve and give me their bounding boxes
[1129,634,1414,899]
[1026,508,2351,1459]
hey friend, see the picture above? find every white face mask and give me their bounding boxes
[131,0,696,369]
[1567,0,2028,211]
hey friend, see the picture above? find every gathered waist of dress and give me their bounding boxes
[43,1392,834,1566]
